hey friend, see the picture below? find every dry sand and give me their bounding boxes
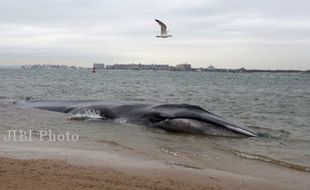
[0,156,299,190]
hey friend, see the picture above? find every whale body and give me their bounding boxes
[24,100,257,137]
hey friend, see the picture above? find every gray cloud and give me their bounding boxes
[0,0,309,69]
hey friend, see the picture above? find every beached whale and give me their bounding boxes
[24,100,257,137]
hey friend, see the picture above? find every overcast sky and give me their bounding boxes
[0,0,309,69]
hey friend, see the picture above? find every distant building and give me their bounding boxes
[176,63,192,71]
[93,63,105,69]
[105,63,170,71]
[21,64,77,69]
[237,67,246,72]
[206,65,216,70]
[22,65,32,69]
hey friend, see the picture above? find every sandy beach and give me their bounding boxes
[0,139,309,190]
[0,102,310,190]
[0,156,297,190]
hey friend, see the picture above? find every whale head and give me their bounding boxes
[151,118,256,137]
[146,104,257,137]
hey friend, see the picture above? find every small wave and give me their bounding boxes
[166,162,203,169]
[250,126,291,139]
[231,150,310,172]
[0,96,7,99]
[69,109,103,121]
[114,118,128,124]
[160,147,204,169]
[0,96,20,104]
[160,147,179,157]
[0,96,37,105]
[96,140,136,151]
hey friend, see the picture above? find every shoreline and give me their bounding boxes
[0,142,309,190]
[1,103,310,189]
[2,66,309,73]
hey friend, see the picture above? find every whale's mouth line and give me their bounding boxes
[149,118,257,137]
[146,111,257,137]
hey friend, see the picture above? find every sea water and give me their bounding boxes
[0,68,309,171]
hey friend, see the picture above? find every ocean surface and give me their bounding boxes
[0,68,309,172]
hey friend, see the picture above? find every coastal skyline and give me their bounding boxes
[0,0,310,70]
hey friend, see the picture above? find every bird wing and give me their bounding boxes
[155,19,167,35]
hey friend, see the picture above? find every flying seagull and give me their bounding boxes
[155,19,173,38]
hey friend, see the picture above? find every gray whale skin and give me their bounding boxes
[25,100,257,137]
